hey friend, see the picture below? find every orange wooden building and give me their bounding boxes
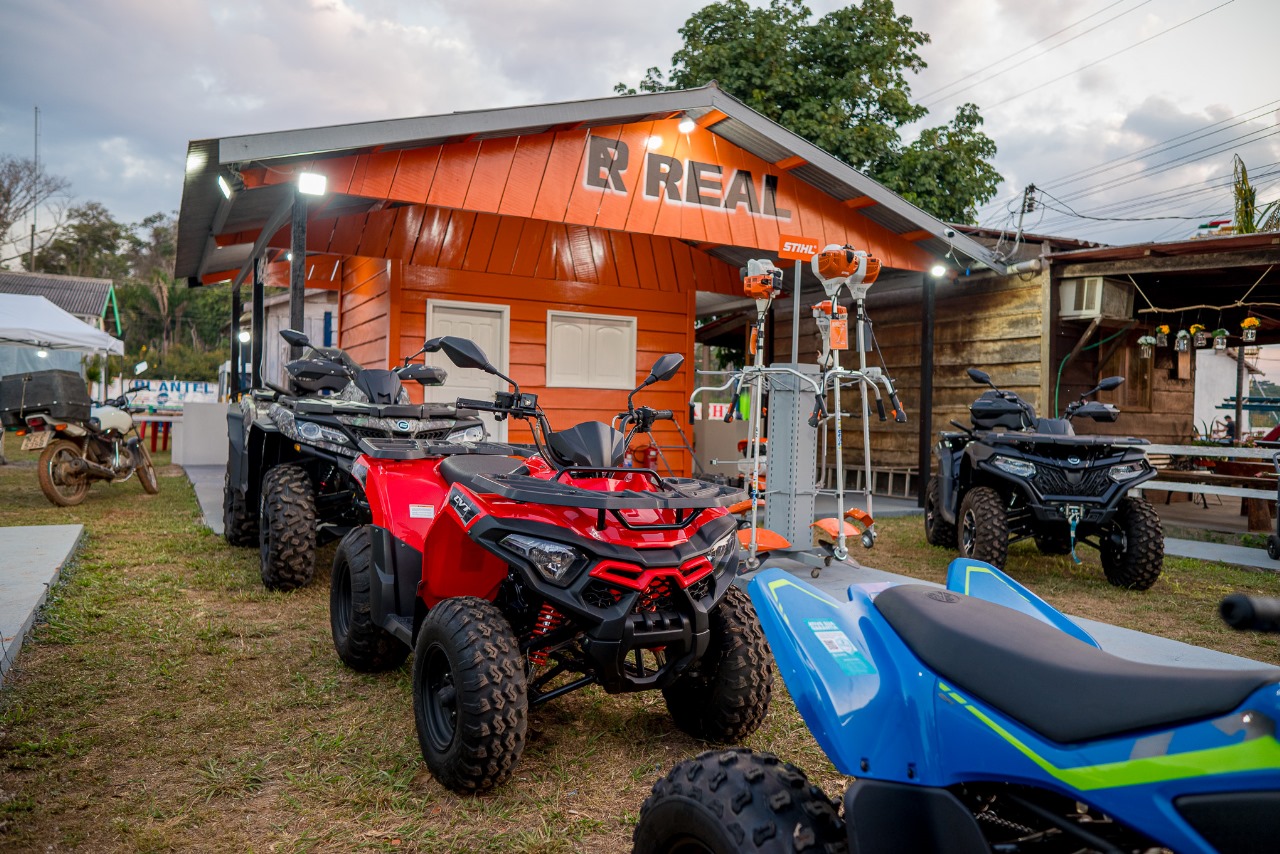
[176,85,998,473]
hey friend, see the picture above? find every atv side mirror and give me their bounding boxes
[280,329,310,348]
[647,353,684,385]
[435,336,496,373]
[1096,375,1125,392]
[967,368,993,387]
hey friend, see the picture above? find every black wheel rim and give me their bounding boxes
[961,509,978,554]
[422,643,458,752]
[924,492,937,533]
[333,561,352,640]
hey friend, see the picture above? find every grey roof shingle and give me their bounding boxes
[0,271,114,319]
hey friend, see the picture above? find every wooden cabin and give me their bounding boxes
[175,85,1000,475]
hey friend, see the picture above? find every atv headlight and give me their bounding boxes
[501,534,584,585]
[706,532,737,572]
[1108,462,1147,482]
[991,456,1036,478]
[297,419,350,446]
[446,424,486,443]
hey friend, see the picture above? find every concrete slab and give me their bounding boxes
[0,524,83,685]
[738,554,1276,672]
[1166,536,1278,573]
[185,464,226,536]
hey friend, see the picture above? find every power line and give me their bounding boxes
[920,0,1151,109]
[980,0,1237,112]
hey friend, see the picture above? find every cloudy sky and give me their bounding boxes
[1,0,1277,254]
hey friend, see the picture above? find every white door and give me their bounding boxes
[423,300,511,441]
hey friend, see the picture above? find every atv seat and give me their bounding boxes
[875,584,1279,744]
[438,454,528,493]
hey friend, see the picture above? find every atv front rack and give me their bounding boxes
[291,399,470,419]
[470,468,744,511]
[357,437,529,459]
[979,432,1149,447]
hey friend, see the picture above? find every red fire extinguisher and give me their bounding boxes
[645,445,660,468]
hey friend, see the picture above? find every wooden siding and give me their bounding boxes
[397,265,696,474]
[251,205,741,297]
[337,257,391,369]
[237,118,935,274]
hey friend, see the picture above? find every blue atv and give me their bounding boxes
[633,564,1280,853]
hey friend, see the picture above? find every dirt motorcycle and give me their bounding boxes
[926,368,1163,589]
[328,336,771,793]
[4,364,158,506]
[635,562,1280,854]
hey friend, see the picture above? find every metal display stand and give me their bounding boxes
[763,362,820,547]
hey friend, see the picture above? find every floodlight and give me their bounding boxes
[237,330,251,343]
[298,171,327,196]
[217,175,232,199]
[930,264,947,278]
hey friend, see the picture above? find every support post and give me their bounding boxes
[289,190,306,359]
[917,272,934,507]
[1236,343,1246,446]
[791,260,802,361]
[229,281,242,401]
[251,258,264,390]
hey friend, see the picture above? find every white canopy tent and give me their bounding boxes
[0,294,123,355]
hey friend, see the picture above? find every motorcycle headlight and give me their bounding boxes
[706,532,737,572]
[446,424,486,443]
[991,456,1036,478]
[1109,462,1147,482]
[500,534,585,585]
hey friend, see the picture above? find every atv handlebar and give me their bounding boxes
[1220,594,1280,633]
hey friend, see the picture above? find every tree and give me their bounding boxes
[1233,154,1280,235]
[617,0,1001,223]
[0,153,70,267]
[33,201,133,279]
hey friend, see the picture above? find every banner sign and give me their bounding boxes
[778,234,820,260]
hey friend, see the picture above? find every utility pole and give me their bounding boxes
[29,106,39,271]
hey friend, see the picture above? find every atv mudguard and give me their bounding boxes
[226,405,248,494]
[944,557,1098,647]
[933,438,963,525]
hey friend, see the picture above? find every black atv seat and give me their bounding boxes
[875,584,1279,744]
[438,454,528,493]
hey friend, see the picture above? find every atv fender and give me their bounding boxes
[226,406,248,494]
[934,442,960,525]
[945,558,1098,647]
[747,569,939,782]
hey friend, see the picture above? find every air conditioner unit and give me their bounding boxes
[1059,276,1134,320]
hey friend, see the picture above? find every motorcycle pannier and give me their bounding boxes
[0,370,92,427]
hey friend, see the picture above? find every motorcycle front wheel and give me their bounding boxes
[135,444,159,494]
[37,439,90,506]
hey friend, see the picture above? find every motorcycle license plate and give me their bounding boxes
[21,431,52,451]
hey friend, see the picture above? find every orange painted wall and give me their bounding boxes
[337,256,391,369]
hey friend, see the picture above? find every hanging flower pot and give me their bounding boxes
[1175,330,1191,352]
[1137,335,1156,359]
[1242,317,1260,342]
[1155,324,1169,347]
[1191,324,1207,347]
[1212,328,1229,350]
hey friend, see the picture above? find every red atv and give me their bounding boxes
[329,336,772,792]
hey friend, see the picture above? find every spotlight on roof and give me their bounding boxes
[298,171,327,196]
[677,116,697,134]
[217,175,233,199]
[930,263,947,278]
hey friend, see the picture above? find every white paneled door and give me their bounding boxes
[423,300,510,441]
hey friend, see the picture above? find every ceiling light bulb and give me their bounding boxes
[237,330,251,343]
[36,348,48,358]
[930,264,947,277]
[646,135,663,150]
[678,117,696,134]
[297,171,327,196]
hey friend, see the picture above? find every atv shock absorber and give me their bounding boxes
[527,602,566,666]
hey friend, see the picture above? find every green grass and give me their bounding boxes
[0,446,1278,851]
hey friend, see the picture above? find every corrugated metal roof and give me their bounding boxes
[0,270,113,319]
[177,84,1002,281]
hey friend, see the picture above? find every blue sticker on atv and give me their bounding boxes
[807,619,875,676]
